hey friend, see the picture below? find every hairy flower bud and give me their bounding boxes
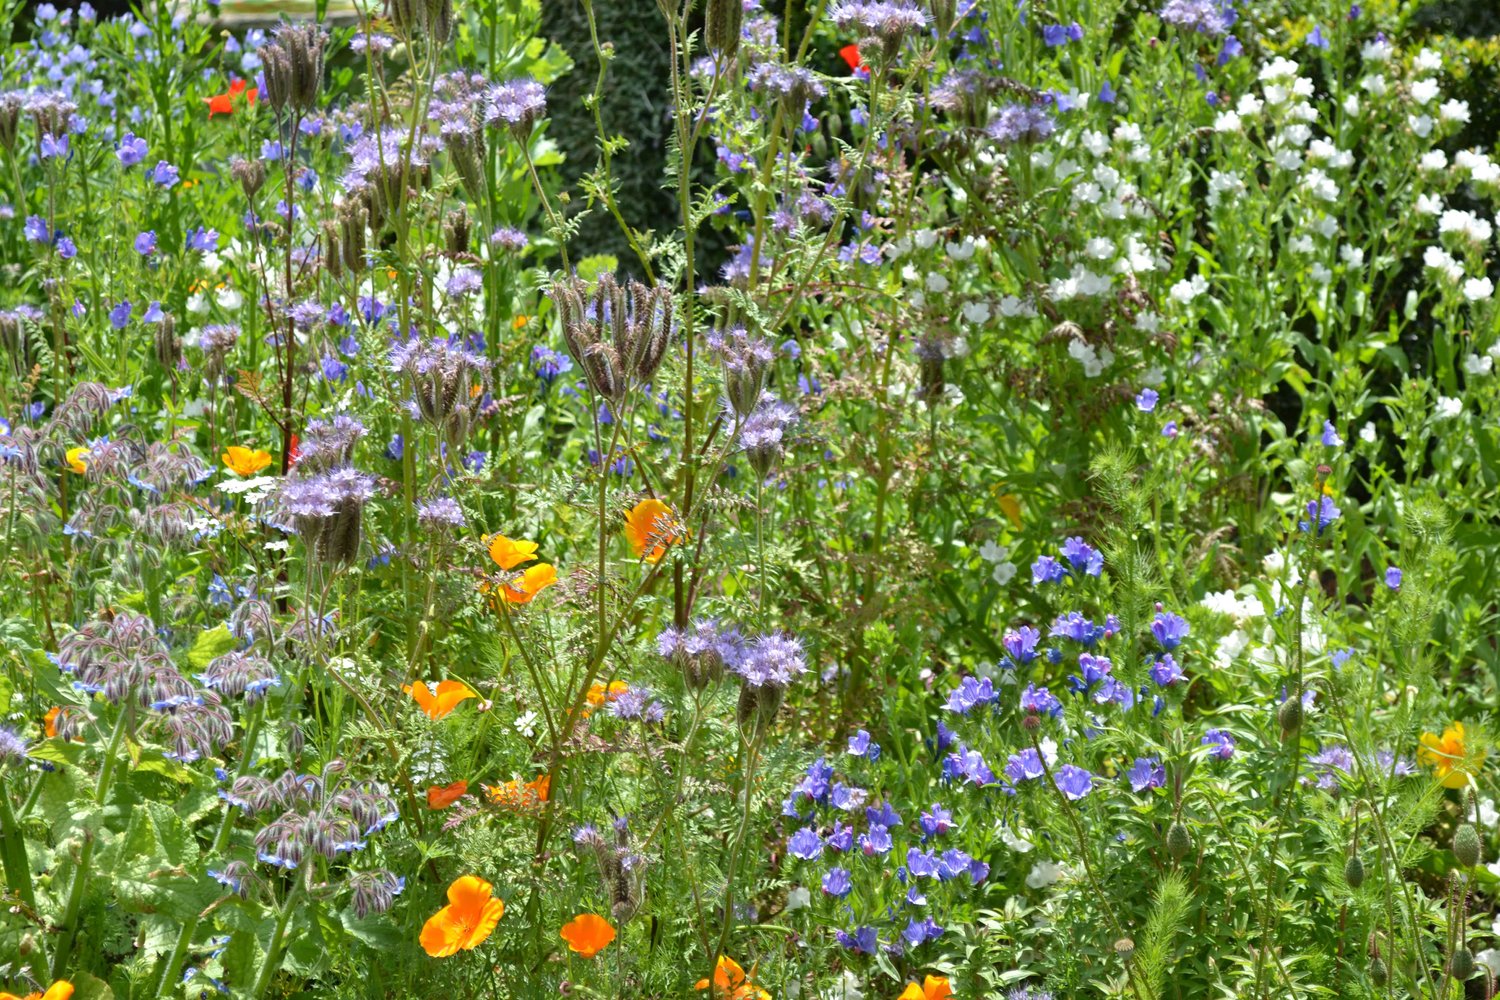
[1166,820,1192,861]
[705,0,743,60]
[1277,696,1302,737]
[1344,854,1365,889]
[1455,823,1482,868]
[1451,947,1475,981]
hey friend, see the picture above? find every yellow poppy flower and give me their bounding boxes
[487,534,539,571]
[402,679,477,720]
[1419,722,1484,789]
[222,445,272,477]
[419,876,504,957]
[65,446,89,474]
[624,498,684,564]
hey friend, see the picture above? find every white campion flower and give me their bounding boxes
[1084,237,1114,260]
[1071,181,1103,205]
[1415,47,1443,72]
[1053,157,1081,179]
[1360,74,1388,97]
[1360,37,1392,61]
[1434,396,1463,420]
[1314,216,1340,238]
[979,540,1008,564]
[1440,100,1470,124]
[1340,245,1365,268]
[961,300,991,324]
[1235,93,1264,117]
[1410,78,1440,104]
[998,295,1036,318]
[925,272,950,293]
[946,239,975,261]
[1026,861,1067,889]
[1093,163,1121,190]
[913,228,939,250]
[1289,235,1315,254]
[784,886,811,912]
[1259,56,1300,82]
[1463,353,1494,376]
[1303,169,1339,202]
[1439,209,1494,246]
[1309,263,1333,285]
[1214,110,1242,132]
[1169,274,1209,304]
[1113,122,1143,144]
[1463,276,1495,302]
[1419,150,1448,172]
[1415,192,1443,216]
[992,561,1017,585]
[1272,148,1303,172]
[1080,129,1108,156]
[1423,246,1464,282]
[1136,314,1163,336]
[1342,94,1361,116]
[1359,422,1377,443]
[1409,114,1434,139]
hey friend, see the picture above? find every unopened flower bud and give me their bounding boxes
[1166,820,1192,861]
[1455,823,1482,868]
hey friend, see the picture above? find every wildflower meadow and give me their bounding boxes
[2,0,1500,996]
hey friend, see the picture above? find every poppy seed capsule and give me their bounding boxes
[1277,696,1302,736]
[1166,820,1191,861]
[1455,823,1482,868]
[704,0,743,59]
[1344,854,1365,889]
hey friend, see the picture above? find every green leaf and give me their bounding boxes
[188,625,238,670]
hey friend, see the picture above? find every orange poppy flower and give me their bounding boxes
[511,315,530,330]
[403,679,477,720]
[899,975,955,1000]
[206,78,259,117]
[427,780,468,809]
[419,876,505,958]
[487,534,539,571]
[624,498,684,563]
[500,563,557,604]
[1419,722,1484,789]
[483,774,550,813]
[222,445,273,477]
[0,982,73,1000]
[839,43,862,70]
[44,706,61,739]
[695,956,769,1000]
[559,913,616,957]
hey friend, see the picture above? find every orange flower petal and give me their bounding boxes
[487,534,539,571]
[624,498,683,563]
[427,780,468,809]
[559,912,616,957]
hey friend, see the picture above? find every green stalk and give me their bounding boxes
[0,777,36,912]
[250,872,307,1000]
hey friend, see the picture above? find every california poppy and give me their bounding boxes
[65,446,89,474]
[1419,722,1484,789]
[483,774,550,813]
[695,956,769,999]
[624,498,683,563]
[403,679,477,720]
[222,445,273,477]
[206,78,258,117]
[839,43,861,70]
[559,913,616,957]
[500,563,557,604]
[487,534,539,571]
[43,706,62,739]
[419,875,504,957]
[899,976,955,1000]
[582,680,629,718]
[0,982,74,1000]
[427,780,468,809]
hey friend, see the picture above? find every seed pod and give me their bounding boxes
[1166,820,1191,861]
[153,313,180,371]
[0,93,21,152]
[1277,696,1302,736]
[444,210,471,255]
[1344,854,1365,889]
[1455,823,1482,868]
[1451,947,1475,980]
[322,222,343,281]
[704,0,743,60]
[231,157,267,199]
[1113,937,1135,961]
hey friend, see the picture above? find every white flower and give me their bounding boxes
[1235,93,1264,116]
[785,886,811,912]
[1314,216,1339,238]
[1478,949,1500,978]
[1361,38,1392,62]
[1170,274,1209,304]
[1415,47,1443,72]
[1080,129,1109,156]
[992,562,1017,586]
[1000,824,1034,853]
[1026,860,1066,889]
[913,229,939,250]
[1259,56,1300,82]
[1213,110,1242,132]
[1440,100,1471,124]
[1142,364,1165,385]
[1409,114,1434,139]
[1410,78,1440,104]
[1419,150,1448,172]
[1136,312,1162,335]
[1272,148,1303,172]
[1072,181,1103,205]
[1464,352,1494,376]
[1464,276,1494,302]
[1084,237,1114,260]
[513,710,539,738]
[1340,245,1365,268]
[1415,193,1443,216]
[1289,235,1315,254]
[961,300,991,324]
[1113,122,1143,144]
[216,286,243,310]
[1439,209,1493,245]
[187,293,208,315]
[1303,169,1339,202]
[1423,246,1464,282]
[1359,422,1377,443]
[946,239,975,261]
[216,474,279,500]
[925,272,950,293]
[1093,163,1121,190]
[1434,396,1463,420]
[822,971,864,1000]
[1309,263,1333,285]
[1360,74,1387,97]
[979,540,1008,564]
[1342,94,1361,116]
[998,295,1036,318]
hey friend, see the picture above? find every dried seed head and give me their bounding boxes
[231,156,267,198]
[704,0,743,59]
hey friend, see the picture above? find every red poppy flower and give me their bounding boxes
[839,44,862,70]
[207,78,259,117]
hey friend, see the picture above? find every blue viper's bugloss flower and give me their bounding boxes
[1020,683,1062,717]
[1321,420,1343,447]
[1151,611,1190,650]
[835,924,878,954]
[134,230,157,255]
[1049,611,1111,646]
[787,826,823,861]
[109,300,132,329]
[933,720,957,752]
[1060,536,1103,576]
[1202,729,1237,760]
[945,744,996,786]
[944,674,996,714]
[907,847,940,878]
[116,131,147,166]
[938,847,988,883]
[1031,555,1066,585]
[1308,25,1331,48]
[1002,625,1042,664]
[1299,495,1341,535]
[149,160,179,185]
[858,824,893,855]
[1127,756,1165,792]
[24,215,49,243]
[821,867,853,898]
[827,821,854,852]
[1150,653,1184,686]
[1385,566,1402,589]
[531,345,572,384]
[1041,21,1083,45]
[1135,388,1159,412]
[830,782,868,812]
[903,916,944,946]
[919,803,955,837]
[1053,764,1093,800]
[866,800,901,828]
[847,729,879,760]
[186,226,219,252]
[1004,748,1044,784]
[1162,420,1179,438]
